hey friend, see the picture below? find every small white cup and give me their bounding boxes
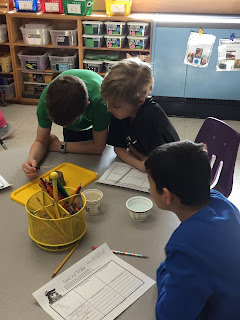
[126,196,153,221]
[82,189,103,215]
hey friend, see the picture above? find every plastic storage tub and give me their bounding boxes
[0,25,8,44]
[127,35,149,50]
[104,34,125,48]
[104,60,119,72]
[20,24,51,46]
[85,50,120,61]
[83,59,104,73]
[105,0,132,16]
[63,0,93,16]
[50,27,78,47]
[0,75,14,85]
[104,21,126,35]
[0,82,15,100]
[83,34,104,48]
[49,51,78,71]
[18,50,49,71]
[82,21,104,35]
[0,54,12,73]
[40,0,64,13]
[127,22,150,36]
[14,0,39,12]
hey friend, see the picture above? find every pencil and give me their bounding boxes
[91,246,149,258]
[52,242,79,278]
[50,172,61,218]
[0,138,7,150]
[114,167,132,184]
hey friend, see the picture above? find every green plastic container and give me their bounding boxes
[63,0,93,16]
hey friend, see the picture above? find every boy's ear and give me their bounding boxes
[137,98,145,106]
[162,187,172,206]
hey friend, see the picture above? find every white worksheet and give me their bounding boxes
[97,162,150,193]
[33,243,155,320]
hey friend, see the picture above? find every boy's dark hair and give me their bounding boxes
[145,140,211,207]
[46,75,88,126]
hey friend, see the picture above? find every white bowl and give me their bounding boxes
[82,189,103,215]
[126,196,153,221]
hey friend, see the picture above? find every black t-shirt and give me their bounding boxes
[107,97,180,156]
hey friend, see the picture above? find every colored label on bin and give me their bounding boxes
[57,36,70,46]
[28,35,41,45]
[25,61,38,70]
[56,63,69,71]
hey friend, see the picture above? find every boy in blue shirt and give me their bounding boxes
[145,140,240,320]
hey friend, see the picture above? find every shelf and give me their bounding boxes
[14,40,78,49]
[0,41,9,45]
[0,71,14,74]
[6,11,153,103]
[83,46,151,52]
[17,66,57,73]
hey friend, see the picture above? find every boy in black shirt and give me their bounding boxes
[101,58,179,171]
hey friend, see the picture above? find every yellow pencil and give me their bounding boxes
[36,197,68,239]
[52,242,79,278]
[50,172,61,219]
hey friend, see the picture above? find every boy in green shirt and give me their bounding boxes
[22,69,111,177]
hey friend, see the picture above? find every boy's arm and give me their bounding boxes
[114,147,146,172]
[156,246,212,320]
[48,129,108,154]
[22,125,51,177]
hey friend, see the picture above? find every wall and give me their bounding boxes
[93,0,240,14]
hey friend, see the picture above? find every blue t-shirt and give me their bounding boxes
[156,190,240,320]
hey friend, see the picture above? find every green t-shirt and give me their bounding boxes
[37,69,111,132]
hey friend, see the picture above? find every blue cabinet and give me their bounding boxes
[152,23,240,101]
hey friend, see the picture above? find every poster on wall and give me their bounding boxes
[217,38,240,71]
[184,32,216,68]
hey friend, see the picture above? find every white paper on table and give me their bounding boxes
[33,243,155,320]
[97,161,150,193]
[0,175,12,190]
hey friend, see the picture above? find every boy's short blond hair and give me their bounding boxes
[101,58,153,105]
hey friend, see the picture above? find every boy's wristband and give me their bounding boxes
[60,141,67,154]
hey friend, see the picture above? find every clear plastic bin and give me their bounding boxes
[0,75,14,85]
[0,54,12,73]
[104,21,126,35]
[83,34,104,48]
[127,22,150,36]
[82,21,104,35]
[83,59,104,73]
[49,51,78,71]
[127,35,149,50]
[0,25,8,44]
[63,0,93,16]
[0,82,15,100]
[50,27,78,47]
[104,34,126,48]
[40,0,64,13]
[85,50,120,61]
[104,60,119,72]
[20,24,51,46]
[14,0,40,12]
[18,50,49,71]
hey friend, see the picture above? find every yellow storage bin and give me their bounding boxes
[25,187,87,251]
[0,54,12,73]
[105,0,132,16]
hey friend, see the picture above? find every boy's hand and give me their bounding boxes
[136,161,147,172]
[22,159,38,177]
[48,134,61,152]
